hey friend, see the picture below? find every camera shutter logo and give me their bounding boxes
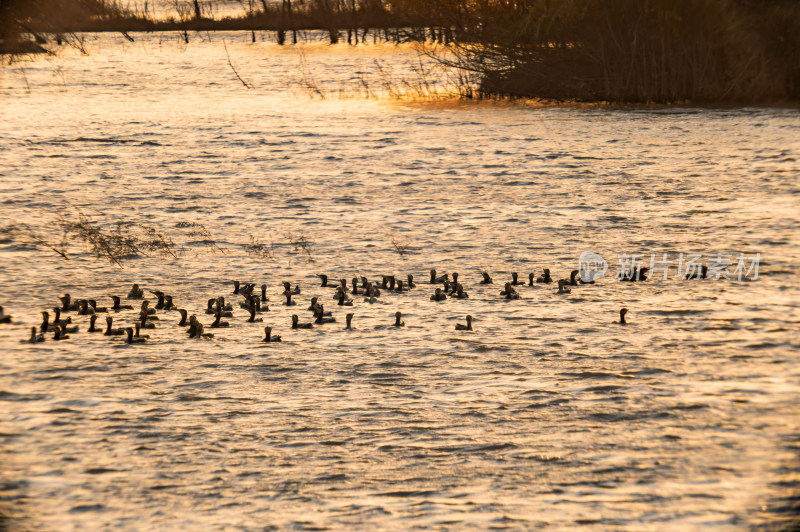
[579,251,608,282]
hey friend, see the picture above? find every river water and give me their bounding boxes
[1,32,799,530]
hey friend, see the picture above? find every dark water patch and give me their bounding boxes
[559,372,633,380]
[744,342,788,350]
[149,484,181,491]
[587,410,672,422]
[177,394,257,402]
[672,403,709,411]
[69,504,107,513]
[85,468,124,475]
[0,391,49,401]
[375,490,439,497]
[315,473,348,481]
[521,398,570,409]
[584,385,627,393]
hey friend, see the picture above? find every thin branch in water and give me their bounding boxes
[390,235,411,257]
[222,39,253,89]
[1,223,70,260]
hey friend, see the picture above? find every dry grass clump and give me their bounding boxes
[390,235,411,256]
[284,232,315,262]
[175,221,225,254]
[58,210,177,266]
[243,235,276,260]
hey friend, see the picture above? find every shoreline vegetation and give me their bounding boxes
[1,0,799,104]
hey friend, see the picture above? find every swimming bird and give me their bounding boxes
[53,325,70,341]
[528,273,536,286]
[78,300,95,316]
[395,279,407,292]
[263,326,281,342]
[211,309,229,328]
[511,272,524,286]
[284,291,297,306]
[536,269,553,283]
[104,316,125,336]
[110,295,133,311]
[163,295,176,311]
[618,308,628,324]
[134,322,150,339]
[430,269,448,284]
[480,272,493,284]
[216,296,233,312]
[291,314,313,329]
[685,264,708,280]
[140,301,158,318]
[406,274,415,288]
[59,293,81,312]
[190,321,214,340]
[314,305,336,324]
[139,313,156,329]
[345,313,354,330]
[393,311,405,327]
[337,290,354,306]
[247,304,263,322]
[151,291,166,310]
[232,280,242,294]
[240,283,256,298]
[24,326,45,343]
[52,309,72,327]
[251,295,267,313]
[128,283,144,299]
[193,322,214,339]
[261,284,269,303]
[187,315,199,337]
[351,277,360,295]
[452,286,469,299]
[500,283,520,299]
[282,281,300,295]
[177,309,188,326]
[430,288,447,301]
[87,315,101,332]
[0,306,12,324]
[569,270,581,286]
[205,298,217,314]
[124,327,147,344]
[89,299,108,313]
[557,279,572,294]
[621,267,649,282]
[40,311,55,333]
[455,315,473,331]
[363,283,380,303]
[318,274,332,287]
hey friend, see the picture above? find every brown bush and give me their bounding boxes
[409,0,800,103]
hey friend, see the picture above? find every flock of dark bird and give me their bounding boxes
[4,266,653,345]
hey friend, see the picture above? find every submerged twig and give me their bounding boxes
[222,39,253,89]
